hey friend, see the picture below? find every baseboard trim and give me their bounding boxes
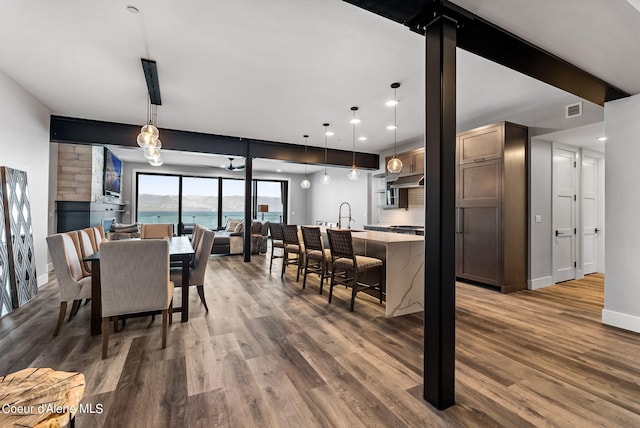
[37,273,49,288]
[602,309,640,333]
[47,262,54,272]
[528,276,554,290]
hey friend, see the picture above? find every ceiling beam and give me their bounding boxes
[49,115,380,170]
[141,59,162,105]
[343,0,629,106]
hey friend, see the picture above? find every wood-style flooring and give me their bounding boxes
[0,254,639,427]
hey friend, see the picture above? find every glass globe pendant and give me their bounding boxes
[348,166,360,181]
[321,169,331,184]
[300,134,311,189]
[386,82,403,174]
[300,178,311,189]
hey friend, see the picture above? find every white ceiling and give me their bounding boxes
[536,122,606,153]
[1,0,636,171]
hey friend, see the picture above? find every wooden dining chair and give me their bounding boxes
[99,239,174,358]
[268,223,285,273]
[326,229,384,312]
[301,226,331,294]
[281,224,303,281]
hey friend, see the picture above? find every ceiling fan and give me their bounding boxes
[219,157,245,171]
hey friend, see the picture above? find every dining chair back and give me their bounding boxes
[326,228,384,312]
[268,223,285,273]
[78,229,96,274]
[92,226,105,249]
[46,233,92,336]
[141,223,174,239]
[171,228,214,311]
[281,224,302,281]
[301,226,331,293]
[99,239,174,358]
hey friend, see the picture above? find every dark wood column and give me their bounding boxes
[244,157,253,262]
[424,16,457,410]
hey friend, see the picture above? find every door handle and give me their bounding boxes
[555,230,566,237]
[595,227,600,234]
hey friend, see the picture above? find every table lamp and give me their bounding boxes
[258,204,269,221]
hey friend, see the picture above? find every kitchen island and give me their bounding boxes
[350,230,424,317]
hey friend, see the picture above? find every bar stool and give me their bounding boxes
[301,226,331,294]
[327,229,384,312]
[281,224,303,281]
[269,223,285,273]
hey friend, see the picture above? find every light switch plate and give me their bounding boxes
[535,215,542,223]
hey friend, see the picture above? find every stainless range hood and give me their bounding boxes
[388,174,424,188]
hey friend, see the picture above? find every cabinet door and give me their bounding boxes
[412,150,425,174]
[458,160,502,206]
[397,152,414,176]
[459,124,503,164]
[456,206,501,286]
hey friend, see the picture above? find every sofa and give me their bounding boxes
[211,219,269,255]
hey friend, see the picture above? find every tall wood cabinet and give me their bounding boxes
[456,122,528,293]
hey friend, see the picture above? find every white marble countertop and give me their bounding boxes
[351,230,424,243]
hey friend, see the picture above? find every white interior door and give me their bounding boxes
[582,156,599,274]
[553,147,576,283]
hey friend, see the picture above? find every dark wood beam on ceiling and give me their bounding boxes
[343,0,629,106]
[141,59,162,105]
[49,116,380,170]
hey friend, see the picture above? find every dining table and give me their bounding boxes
[83,236,195,336]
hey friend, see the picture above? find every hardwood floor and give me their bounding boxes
[1,256,638,427]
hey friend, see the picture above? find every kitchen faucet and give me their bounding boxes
[337,202,354,229]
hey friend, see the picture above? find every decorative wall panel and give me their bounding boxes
[0,178,11,317]
[1,167,38,309]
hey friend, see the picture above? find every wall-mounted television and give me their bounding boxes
[103,148,123,197]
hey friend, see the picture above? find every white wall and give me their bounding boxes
[529,138,554,289]
[0,71,51,286]
[308,166,369,229]
[602,94,640,333]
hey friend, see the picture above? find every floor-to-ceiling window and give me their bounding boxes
[136,173,287,230]
[182,176,219,230]
[254,180,286,223]
[136,174,180,229]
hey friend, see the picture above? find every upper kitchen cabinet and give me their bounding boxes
[385,148,425,177]
[456,122,528,293]
[458,123,504,164]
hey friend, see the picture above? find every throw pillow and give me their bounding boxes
[234,222,244,233]
[110,222,140,233]
[226,220,241,232]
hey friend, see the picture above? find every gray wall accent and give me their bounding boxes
[602,94,640,333]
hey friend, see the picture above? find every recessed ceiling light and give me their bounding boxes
[386,125,397,130]
[276,169,282,173]
[126,5,140,13]
[597,136,607,142]
[358,136,367,141]
[385,99,398,107]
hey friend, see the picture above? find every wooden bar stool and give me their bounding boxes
[281,224,303,281]
[268,223,285,273]
[301,226,331,294]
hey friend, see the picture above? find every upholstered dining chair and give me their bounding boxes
[281,224,303,281]
[92,226,106,249]
[140,223,174,239]
[268,223,285,273]
[46,233,93,336]
[326,229,384,312]
[78,229,96,274]
[301,226,331,294]
[191,224,204,247]
[170,228,215,312]
[99,239,174,359]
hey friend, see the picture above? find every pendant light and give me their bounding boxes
[321,123,331,184]
[300,134,311,189]
[348,106,360,181]
[386,82,403,174]
[137,98,164,166]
